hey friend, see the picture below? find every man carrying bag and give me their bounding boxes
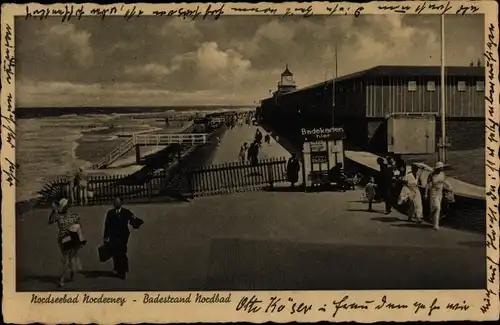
[101,196,144,279]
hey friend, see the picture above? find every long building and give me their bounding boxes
[259,65,485,154]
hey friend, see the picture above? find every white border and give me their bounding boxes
[2,2,499,323]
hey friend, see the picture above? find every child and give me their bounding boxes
[364,177,377,211]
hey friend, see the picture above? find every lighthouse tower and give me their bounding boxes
[277,63,297,94]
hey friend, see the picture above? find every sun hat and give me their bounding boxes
[435,161,444,169]
[58,198,69,211]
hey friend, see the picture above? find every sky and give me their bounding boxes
[15,14,484,107]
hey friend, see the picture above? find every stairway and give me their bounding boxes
[92,136,135,169]
[91,133,209,170]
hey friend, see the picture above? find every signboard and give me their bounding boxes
[301,127,346,142]
[311,154,328,164]
[310,141,327,152]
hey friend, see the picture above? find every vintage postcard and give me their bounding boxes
[2,1,499,323]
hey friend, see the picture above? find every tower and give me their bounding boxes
[277,63,297,93]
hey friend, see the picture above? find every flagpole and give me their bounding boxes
[332,44,338,126]
[439,14,447,164]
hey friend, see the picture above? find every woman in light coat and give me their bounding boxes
[425,161,453,230]
[398,165,424,223]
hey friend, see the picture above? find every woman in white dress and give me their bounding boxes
[398,164,424,223]
[425,161,453,230]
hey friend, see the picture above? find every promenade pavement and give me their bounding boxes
[17,188,485,291]
[211,125,292,165]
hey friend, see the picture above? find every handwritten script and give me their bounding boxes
[22,2,489,21]
[3,23,15,85]
[236,295,470,318]
[482,21,500,315]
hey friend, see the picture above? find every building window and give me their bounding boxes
[457,81,466,92]
[408,81,417,92]
[426,81,436,91]
[476,81,485,92]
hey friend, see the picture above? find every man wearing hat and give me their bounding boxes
[425,161,452,230]
[103,197,143,279]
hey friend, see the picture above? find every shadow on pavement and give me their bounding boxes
[204,238,485,290]
[392,223,431,229]
[371,216,402,222]
[81,270,116,279]
[263,186,303,193]
[20,275,59,285]
[459,241,485,248]
[347,208,386,214]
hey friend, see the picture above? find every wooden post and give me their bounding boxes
[135,145,141,164]
[267,163,274,188]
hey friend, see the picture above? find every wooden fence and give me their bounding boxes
[190,157,289,197]
[40,171,173,206]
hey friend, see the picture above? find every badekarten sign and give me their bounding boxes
[301,127,346,141]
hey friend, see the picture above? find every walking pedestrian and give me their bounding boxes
[425,162,453,230]
[286,153,301,188]
[364,177,377,211]
[376,157,392,214]
[48,198,86,288]
[264,134,271,145]
[255,129,263,144]
[248,141,259,166]
[398,165,424,223]
[239,142,248,164]
[103,197,144,279]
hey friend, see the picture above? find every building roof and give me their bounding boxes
[336,65,485,82]
[275,65,486,97]
[281,63,293,76]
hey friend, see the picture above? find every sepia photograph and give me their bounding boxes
[12,11,488,292]
[2,1,499,323]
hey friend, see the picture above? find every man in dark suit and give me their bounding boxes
[103,197,142,279]
[376,157,392,214]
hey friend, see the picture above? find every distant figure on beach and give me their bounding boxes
[66,170,77,204]
[103,197,144,280]
[364,177,377,211]
[239,142,248,164]
[286,153,301,188]
[49,198,86,288]
[74,167,89,206]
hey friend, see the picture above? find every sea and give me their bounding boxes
[14,107,254,202]
[16,114,121,202]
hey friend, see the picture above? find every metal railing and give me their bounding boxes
[133,133,208,146]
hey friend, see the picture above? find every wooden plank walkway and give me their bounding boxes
[345,150,485,200]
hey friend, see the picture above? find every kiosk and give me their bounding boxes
[301,126,346,188]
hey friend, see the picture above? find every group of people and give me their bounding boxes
[48,196,143,288]
[238,129,273,166]
[65,167,91,206]
[365,156,454,230]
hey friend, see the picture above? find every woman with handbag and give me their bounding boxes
[397,165,424,223]
[48,198,87,288]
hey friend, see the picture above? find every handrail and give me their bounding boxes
[92,133,209,169]
[134,133,208,145]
